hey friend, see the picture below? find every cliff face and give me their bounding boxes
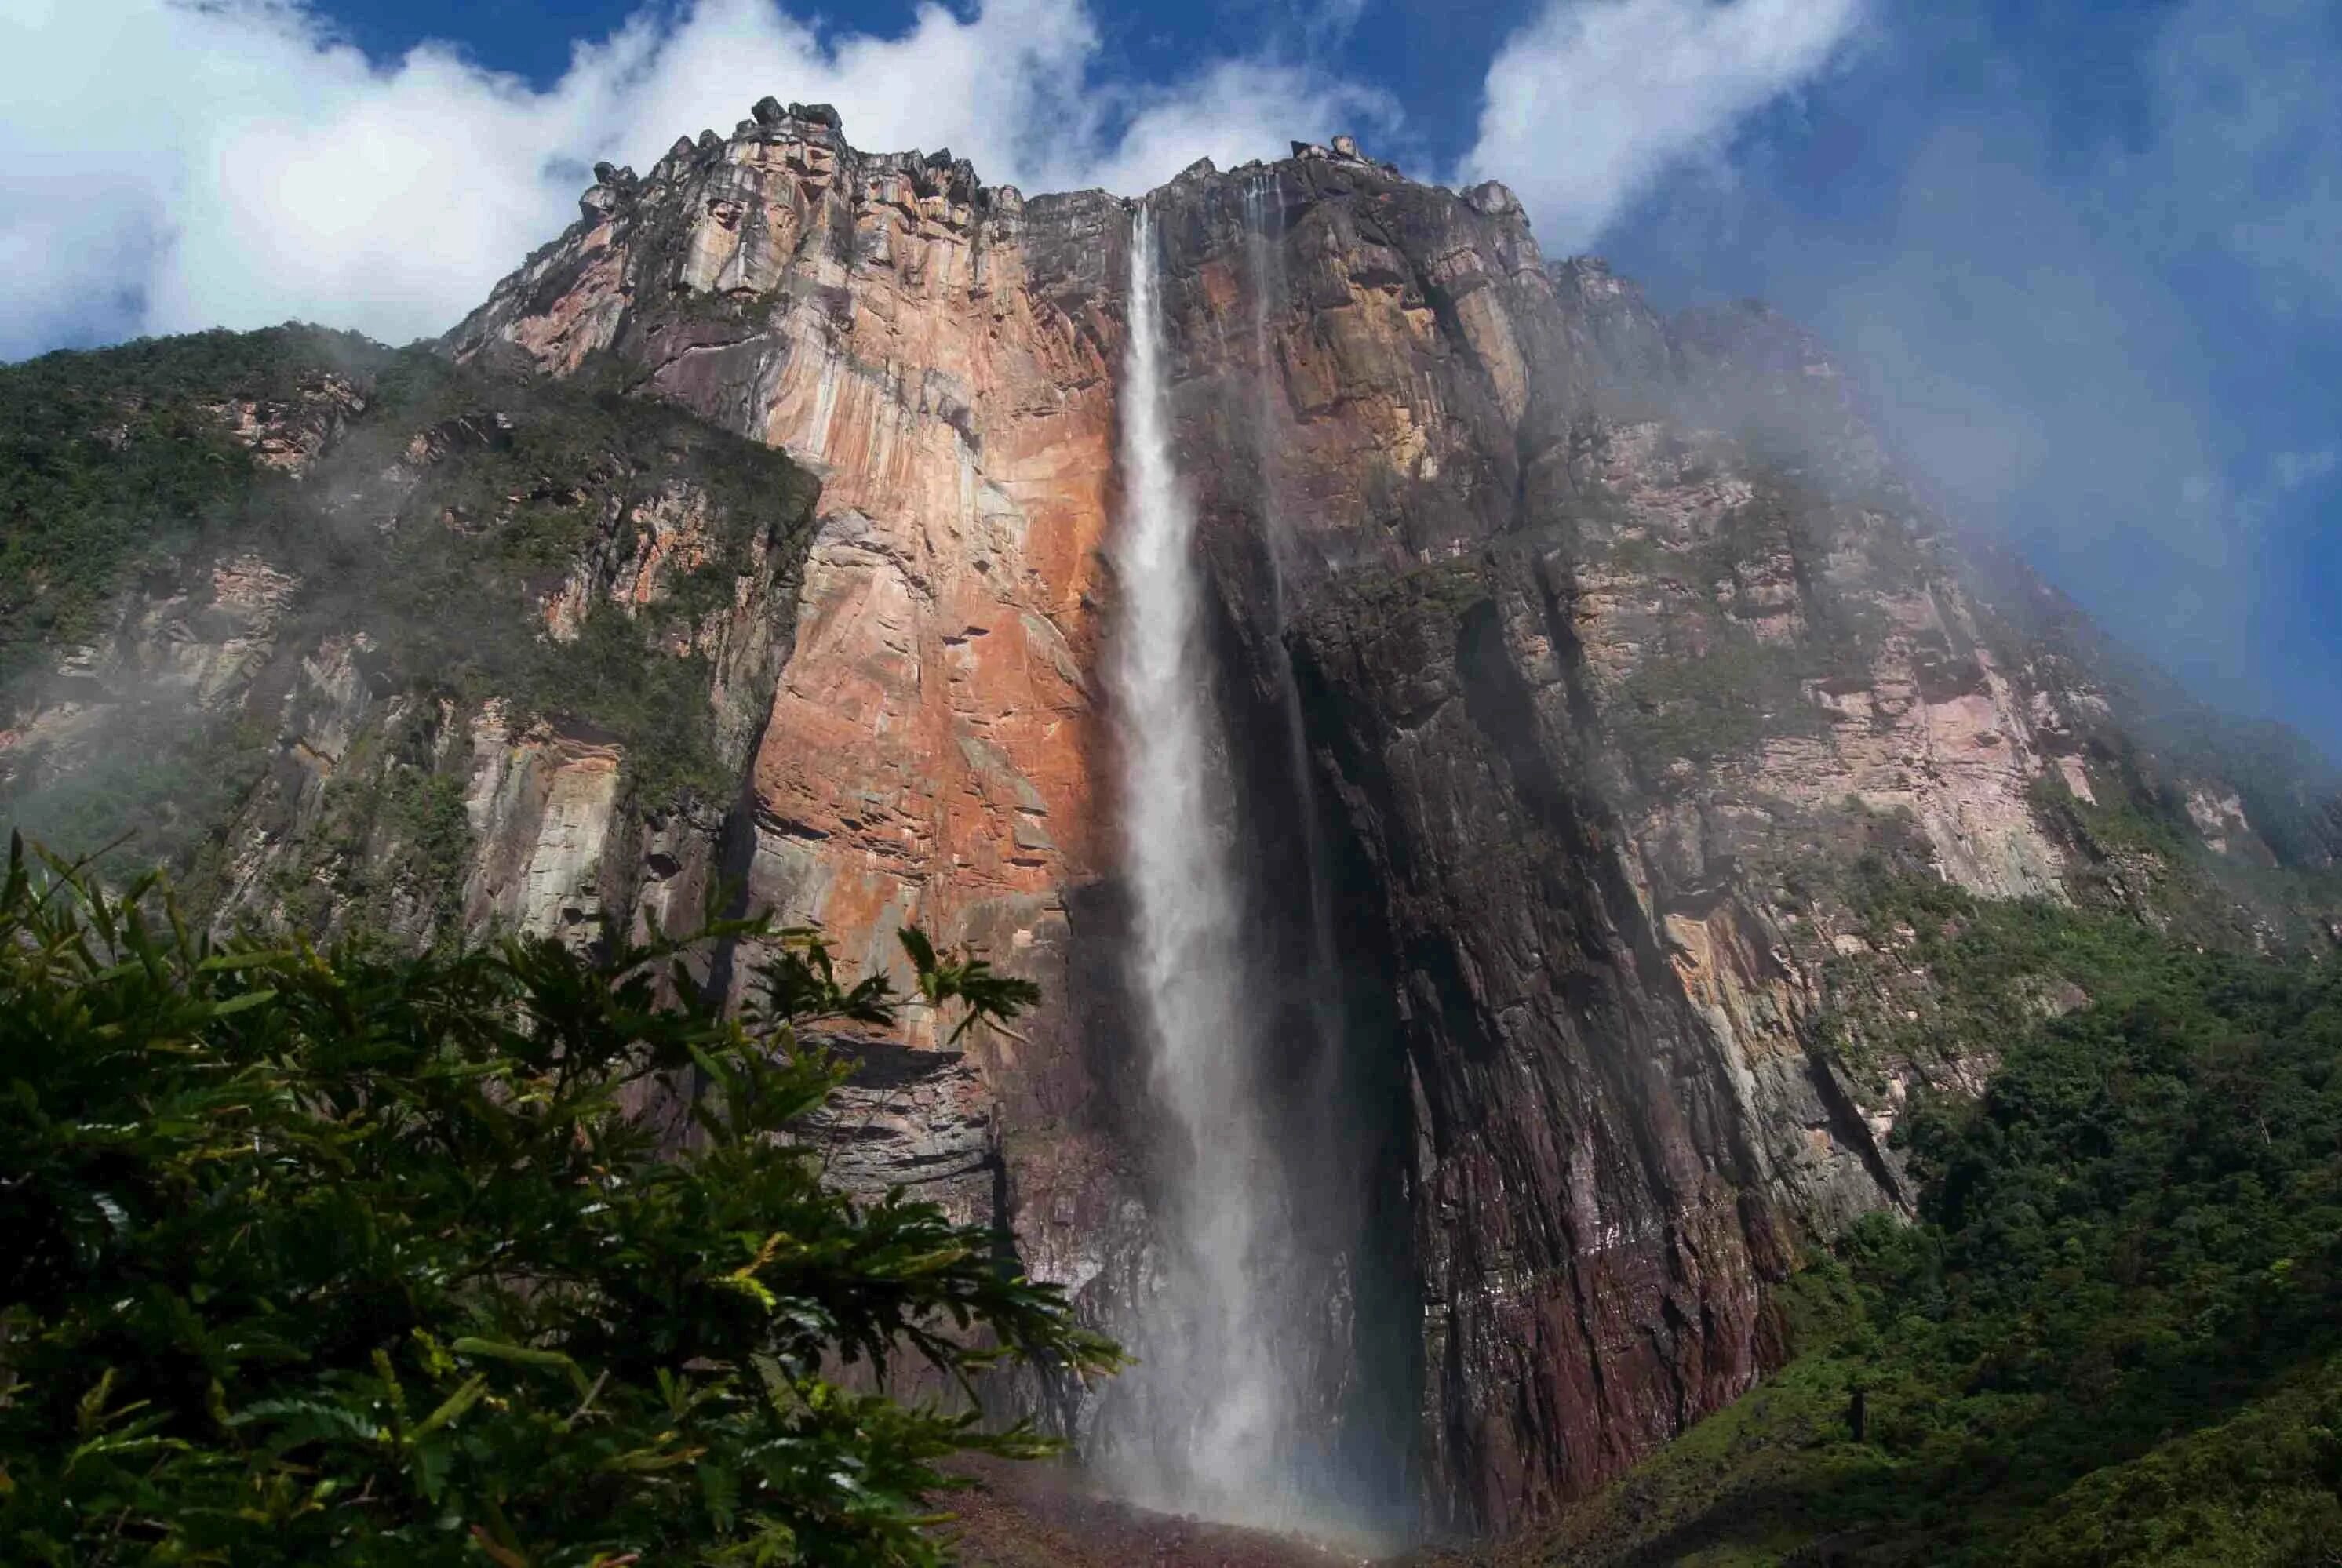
[435,111,2342,1531]
[10,108,2337,1540]
[447,107,1148,1296]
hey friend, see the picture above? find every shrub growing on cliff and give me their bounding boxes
[0,836,1113,1566]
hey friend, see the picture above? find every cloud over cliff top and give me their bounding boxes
[0,0,1859,357]
[1464,0,1867,253]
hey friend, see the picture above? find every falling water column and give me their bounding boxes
[1105,202,1298,1523]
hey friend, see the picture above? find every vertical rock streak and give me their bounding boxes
[1105,204,1299,1523]
[1240,178,1391,1523]
[1245,176,1344,1067]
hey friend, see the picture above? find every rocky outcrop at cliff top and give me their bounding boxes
[436,107,2342,1531]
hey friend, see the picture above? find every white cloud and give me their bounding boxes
[1057,61,1404,195]
[1462,0,1868,253]
[0,0,1875,358]
[0,0,1383,357]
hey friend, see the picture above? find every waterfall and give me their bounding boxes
[1104,202,1302,1523]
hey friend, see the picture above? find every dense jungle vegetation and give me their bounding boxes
[9,325,2342,1568]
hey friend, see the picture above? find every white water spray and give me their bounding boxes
[1104,202,1302,1523]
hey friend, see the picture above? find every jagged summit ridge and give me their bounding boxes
[573,97,1433,226]
[565,96,1023,253]
[4,75,2337,1550]
[439,94,2022,1531]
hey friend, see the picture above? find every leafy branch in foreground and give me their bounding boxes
[0,835,1119,1566]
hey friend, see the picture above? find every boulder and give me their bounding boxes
[751,95,785,127]
[1464,179,1524,217]
[789,101,843,130]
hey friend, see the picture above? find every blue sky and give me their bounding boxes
[1,0,2335,758]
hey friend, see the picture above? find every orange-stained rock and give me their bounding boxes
[449,114,1142,1311]
[7,118,2335,1539]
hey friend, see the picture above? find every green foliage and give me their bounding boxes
[264,755,477,943]
[1950,531,2341,875]
[386,768,477,915]
[0,327,388,693]
[2027,769,2195,860]
[1593,476,1864,778]
[240,344,816,815]
[2023,766,2342,951]
[1520,876,2342,1566]
[0,707,276,879]
[509,604,734,806]
[1855,937,2342,1513]
[0,839,1117,1566]
[1820,858,2175,1073]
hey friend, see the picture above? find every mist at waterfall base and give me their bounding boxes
[1091,202,1407,1541]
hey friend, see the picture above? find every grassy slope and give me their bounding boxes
[1482,1286,2342,1567]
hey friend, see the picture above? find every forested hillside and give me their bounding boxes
[1472,875,2342,1566]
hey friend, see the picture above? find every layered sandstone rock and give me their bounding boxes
[6,113,2332,1539]
[205,370,369,475]
[448,107,1147,1325]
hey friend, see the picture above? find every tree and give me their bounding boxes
[0,835,1120,1566]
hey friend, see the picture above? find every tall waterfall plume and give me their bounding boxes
[1102,202,1303,1525]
